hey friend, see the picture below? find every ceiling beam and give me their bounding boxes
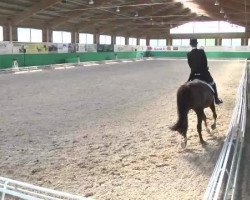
[11,0,61,25]
[65,2,186,37]
[112,8,194,37]
[50,1,181,29]
[49,0,114,29]
[220,0,250,10]
[49,4,90,29]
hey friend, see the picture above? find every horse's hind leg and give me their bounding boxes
[196,109,205,144]
[202,111,211,134]
[181,136,187,148]
[210,103,217,130]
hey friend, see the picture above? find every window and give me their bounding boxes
[18,28,42,42]
[205,39,215,46]
[129,37,137,45]
[158,39,166,46]
[31,29,42,42]
[195,39,216,47]
[0,26,3,41]
[172,39,181,46]
[100,35,111,44]
[222,39,232,46]
[79,33,93,44]
[232,38,241,46]
[171,21,245,34]
[139,39,146,46]
[150,39,157,46]
[18,28,30,42]
[222,38,241,46]
[172,38,215,46]
[116,36,125,45]
[197,39,206,47]
[181,39,189,46]
[172,39,189,46]
[52,31,71,43]
[150,39,166,46]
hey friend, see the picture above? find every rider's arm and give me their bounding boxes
[201,49,209,71]
[187,53,193,81]
[187,73,193,81]
[187,53,192,69]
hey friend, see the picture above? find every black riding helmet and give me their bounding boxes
[190,39,198,47]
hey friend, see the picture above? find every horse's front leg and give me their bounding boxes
[210,103,217,130]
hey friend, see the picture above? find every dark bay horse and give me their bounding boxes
[170,79,217,147]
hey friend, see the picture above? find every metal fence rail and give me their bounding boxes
[0,176,91,200]
[203,60,248,200]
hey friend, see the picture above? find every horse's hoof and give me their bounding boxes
[181,138,187,148]
[201,141,207,146]
[211,124,216,130]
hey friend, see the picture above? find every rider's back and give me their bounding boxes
[187,48,208,74]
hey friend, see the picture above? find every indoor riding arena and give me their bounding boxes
[0,1,250,200]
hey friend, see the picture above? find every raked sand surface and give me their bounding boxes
[0,59,244,200]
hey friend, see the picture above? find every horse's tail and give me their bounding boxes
[170,85,190,135]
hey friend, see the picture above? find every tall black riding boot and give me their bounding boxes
[211,83,223,104]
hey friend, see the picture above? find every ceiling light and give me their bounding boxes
[220,8,224,14]
[116,6,120,12]
[150,16,153,21]
[214,0,219,6]
[89,0,94,5]
[224,14,227,18]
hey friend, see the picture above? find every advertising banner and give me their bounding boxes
[114,45,147,52]
[48,43,58,53]
[12,43,26,54]
[0,42,13,54]
[147,46,168,51]
[114,45,133,52]
[57,44,68,53]
[97,44,114,52]
[177,46,190,51]
[25,43,48,53]
[77,44,86,52]
[76,44,97,52]
[3,41,250,55]
[85,44,97,52]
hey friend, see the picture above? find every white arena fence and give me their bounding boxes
[203,60,248,199]
[0,176,91,200]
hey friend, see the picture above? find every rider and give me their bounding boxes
[187,39,223,104]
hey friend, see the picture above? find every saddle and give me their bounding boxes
[191,79,215,94]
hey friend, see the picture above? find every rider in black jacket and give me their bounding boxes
[187,39,223,104]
